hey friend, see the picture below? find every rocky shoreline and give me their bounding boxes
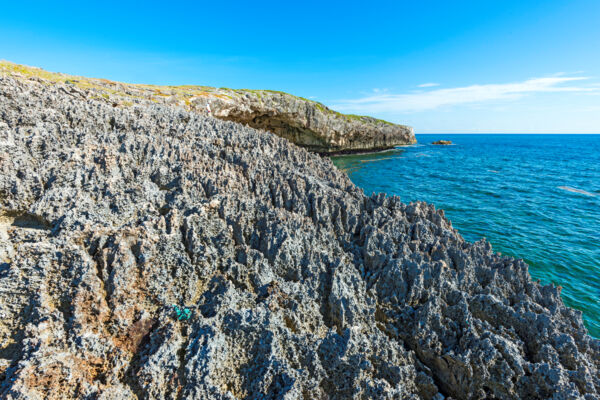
[204,90,415,154]
[0,61,415,154]
[0,74,598,399]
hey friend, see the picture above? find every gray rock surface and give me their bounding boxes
[0,75,598,399]
[202,90,416,154]
[0,61,416,154]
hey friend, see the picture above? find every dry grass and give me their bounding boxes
[1,60,396,125]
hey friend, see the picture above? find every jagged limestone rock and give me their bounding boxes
[0,61,415,154]
[0,75,598,399]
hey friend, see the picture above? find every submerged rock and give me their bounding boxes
[0,75,598,399]
[432,140,452,145]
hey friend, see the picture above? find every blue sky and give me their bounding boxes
[1,0,599,132]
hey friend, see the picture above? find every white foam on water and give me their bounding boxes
[558,186,597,197]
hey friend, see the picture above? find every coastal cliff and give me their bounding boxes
[1,74,599,399]
[0,61,415,154]
[203,89,415,153]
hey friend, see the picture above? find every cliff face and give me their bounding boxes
[1,76,599,400]
[0,61,415,154]
[201,90,415,153]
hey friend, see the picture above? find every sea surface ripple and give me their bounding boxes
[332,134,600,338]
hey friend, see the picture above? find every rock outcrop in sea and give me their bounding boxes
[0,73,599,399]
[0,61,415,154]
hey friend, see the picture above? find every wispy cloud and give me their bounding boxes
[333,76,597,113]
[417,82,439,88]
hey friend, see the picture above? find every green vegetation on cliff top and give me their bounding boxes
[0,61,396,126]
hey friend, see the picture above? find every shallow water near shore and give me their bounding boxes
[332,134,600,338]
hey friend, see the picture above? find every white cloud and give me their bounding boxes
[333,76,597,113]
[417,82,439,88]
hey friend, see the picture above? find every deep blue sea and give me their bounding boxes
[331,134,600,338]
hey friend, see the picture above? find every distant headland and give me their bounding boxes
[0,61,415,154]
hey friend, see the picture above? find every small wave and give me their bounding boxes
[359,157,395,163]
[415,153,430,158]
[488,170,499,173]
[558,186,597,197]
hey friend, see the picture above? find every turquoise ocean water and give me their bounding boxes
[331,134,600,338]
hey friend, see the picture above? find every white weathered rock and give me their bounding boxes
[199,90,415,153]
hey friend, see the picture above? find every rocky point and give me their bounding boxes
[0,61,415,154]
